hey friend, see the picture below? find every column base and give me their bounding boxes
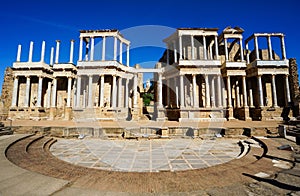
[64,107,72,120]
[227,107,235,121]
[244,107,252,121]
[131,108,140,121]
[155,106,166,122]
[49,107,57,120]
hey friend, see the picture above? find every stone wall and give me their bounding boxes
[0,67,13,120]
[289,58,300,116]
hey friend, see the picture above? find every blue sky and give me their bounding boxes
[0,0,299,92]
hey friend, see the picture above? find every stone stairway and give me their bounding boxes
[0,122,13,136]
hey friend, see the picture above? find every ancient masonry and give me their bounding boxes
[0,27,298,122]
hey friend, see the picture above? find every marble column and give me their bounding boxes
[285,74,291,104]
[281,36,286,60]
[175,77,179,107]
[119,42,123,64]
[254,36,260,60]
[125,78,129,108]
[76,76,81,108]
[69,40,74,63]
[214,36,219,60]
[112,75,117,108]
[205,74,210,107]
[55,40,60,64]
[191,35,195,60]
[242,76,248,107]
[36,76,43,107]
[227,76,232,107]
[90,37,95,61]
[179,35,183,60]
[67,77,72,107]
[217,75,222,107]
[118,77,122,107]
[211,77,215,107]
[271,74,278,107]
[158,73,163,107]
[51,78,57,108]
[166,79,170,106]
[79,37,83,61]
[224,38,228,61]
[166,45,169,65]
[88,75,93,108]
[209,44,213,60]
[11,76,19,107]
[267,36,273,60]
[173,41,177,63]
[24,76,31,107]
[236,85,240,108]
[50,47,54,65]
[133,75,138,107]
[99,75,104,107]
[257,75,264,107]
[180,75,184,107]
[47,81,51,108]
[126,44,130,66]
[16,45,21,62]
[102,36,106,61]
[249,89,254,107]
[28,41,33,62]
[113,37,117,60]
[239,38,244,61]
[203,36,207,60]
[192,74,198,107]
[245,42,250,64]
[40,41,45,62]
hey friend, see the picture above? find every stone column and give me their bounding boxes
[242,76,248,107]
[40,41,45,62]
[126,44,130,66]
[90,37,95,61]
[175,77,179,107]
[36,76,43,107]
[285,74,291,104]
[217,75,222,107]
[11,76,19,107]
[51,78,57,107]
[236,85,240,108]
[254,36,260,60]
[271,74,278,107]
[209,44,213,60]
[245,42,250,64]
[257,75,264,107]
[179,35,183,60]
[227,76,232,107]
[79,37,83,61]
[211,77,215,107]
[119,42,123,64]
[47,81,51,108]
[191,35,195,60]
[118,77,122,107]
[214,36,219,60]
[88,75,93,108]
[76,76,81,108]
[173,41,177,63]
[158,73,163,107]
[249,89,254,107]
[112,75,117,108]
[113,37,117,60]
[166,45,169,65]
[102,36,106,61]
[28,41,33,62]
[99,75,104,107]
[267,36,273,60]
[205,74,210,107]
[125,78,129,108]
[203,35,207,60]
[50,47,54,65]
[16,44,21,62]
[69,40,74,63]
[180,75,184,107]
[192,74,198,107]
[281,36,286,60]
[133,74,138,107]
[55,40,60,64]
[166,79,170,106]
[239,38,244,61]
[24,76,30,107]
[224,38,228,61]
[67,77,72,107]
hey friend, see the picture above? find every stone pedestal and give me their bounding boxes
[160,127,169,138]
[227,107,236,121]
[131,108,140,121]
[156,107,166,121]
[49,107,56,120]
[244,107,252,121]
[64,107,72,120]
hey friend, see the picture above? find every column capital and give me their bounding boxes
[70,39,75,42]
[55,40,61,43]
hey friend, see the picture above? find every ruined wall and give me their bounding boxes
[0,67,13,120]
[289,58,300,116]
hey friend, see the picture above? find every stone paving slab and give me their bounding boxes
[50,138,241,172]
